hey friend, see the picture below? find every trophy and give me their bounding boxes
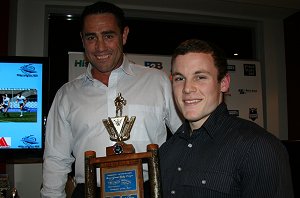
[102,93,136,155]
[85,93,161,198]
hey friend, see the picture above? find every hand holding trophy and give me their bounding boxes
[102,93,136,155]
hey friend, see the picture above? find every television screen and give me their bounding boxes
[0,56,49,162]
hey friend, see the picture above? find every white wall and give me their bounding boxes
[9,0,291,197]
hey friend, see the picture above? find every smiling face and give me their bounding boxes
[80,13,129,84]
[172,52,230,130]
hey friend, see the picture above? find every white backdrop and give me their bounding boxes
[68,52,264,127]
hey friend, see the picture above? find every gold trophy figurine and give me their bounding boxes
[103,93,136,155]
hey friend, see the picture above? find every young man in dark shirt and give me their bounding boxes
[159,39,294,198]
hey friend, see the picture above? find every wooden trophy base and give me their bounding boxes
[85,144,161,198]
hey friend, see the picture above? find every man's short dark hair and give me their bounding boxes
[80,1,126,33]
[171,39,228,82]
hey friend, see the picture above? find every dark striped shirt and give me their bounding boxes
[159,103,294,198]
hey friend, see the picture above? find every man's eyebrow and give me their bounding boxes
[82,32,96,37]
[101,30,116,35]
[195,70,205,74]
[172,70,210,76]
[171,71,182,76]
[83,30,117,37]
[195,70,211,75]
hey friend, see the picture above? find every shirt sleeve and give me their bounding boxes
[41,87,75,198]
[240,133,294,198]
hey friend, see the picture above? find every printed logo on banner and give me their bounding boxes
[244,64,256,76]
[238,89,258,94]
[228,110,239,117]
[144,61,163,70]
[227,65,236,71]
[0,137,11,148]
[238,89,246,94]
[249,108,258,121]
[73,59,88,68]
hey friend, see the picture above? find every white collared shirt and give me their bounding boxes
[41,55,182,198]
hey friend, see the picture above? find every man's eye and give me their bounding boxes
[104,34,114,39]
[86,35,95,40]
[173,76,184,81]
[196,75,206,80]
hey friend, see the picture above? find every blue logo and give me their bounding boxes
[21,135,39,146]
[20,64,37,74]
[17,64,38,77]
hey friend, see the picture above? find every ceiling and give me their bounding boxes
[222,0,300,9]
[54,0,300,19]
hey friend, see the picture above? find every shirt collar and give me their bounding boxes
[178,102,229,140]
[200,102,229,139]
[121,55,135,76]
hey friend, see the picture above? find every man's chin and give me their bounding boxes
[184,113,199,122]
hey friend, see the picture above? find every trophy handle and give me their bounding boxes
[102,119,118,141]
[120,116,136,141]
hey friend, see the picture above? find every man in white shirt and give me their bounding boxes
[40,1,182,198]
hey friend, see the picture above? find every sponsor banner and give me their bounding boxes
[67,52,171,81]
[224,60,263,127]
[68,52,264,127]
[126,53,171,76]
[68,52,88,81]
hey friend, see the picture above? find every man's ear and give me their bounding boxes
[220,73,230,93]
[122,26,129,45]
[80,32,85,48]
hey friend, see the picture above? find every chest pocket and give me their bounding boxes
[128,104,163,139]
[129,104,162,122]
[183,171,238,194]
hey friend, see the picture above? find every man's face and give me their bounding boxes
[81,13,129,75]
[171,52,230,130]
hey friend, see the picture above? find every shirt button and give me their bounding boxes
[171,190,176,194]
[188,143,193,148]
[177,167,182,171]
[202,180,206,185]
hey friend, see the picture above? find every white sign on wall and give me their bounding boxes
[126,53,171,76]
[68,52,264,127]
[68,52,89,80]
[225,60,264,127]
